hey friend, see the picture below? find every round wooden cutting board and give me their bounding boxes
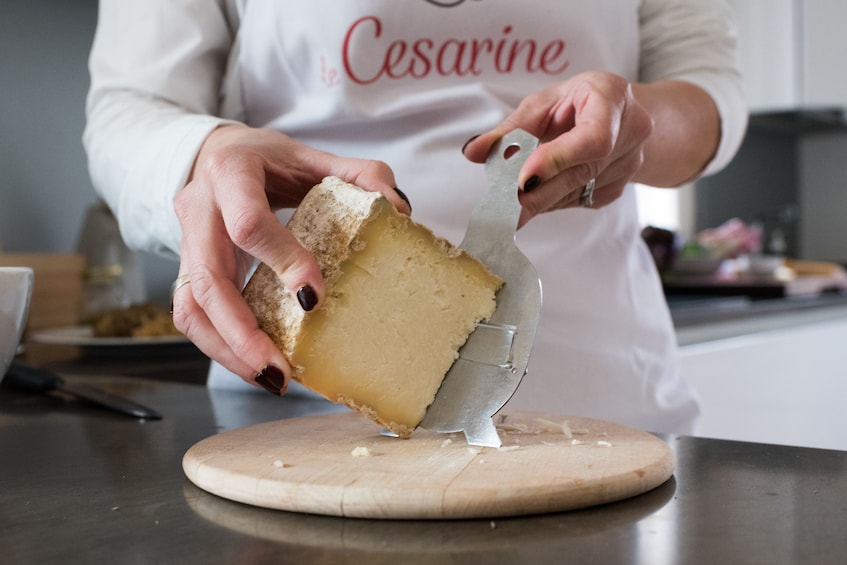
[182,411,675,520]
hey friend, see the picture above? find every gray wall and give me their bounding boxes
[696,112,847,263]
[695,126,801,257]
[0,0,177,306]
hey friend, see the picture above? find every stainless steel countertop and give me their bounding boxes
[2,373,846,564]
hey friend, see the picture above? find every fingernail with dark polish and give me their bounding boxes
[393,187,412,212]
[523,175,541,192]
[462,135,480,154]
[297,284,318,312]
[255,364,286,396]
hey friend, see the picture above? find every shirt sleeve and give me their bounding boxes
[639,0,748,178]
[83,0,239,257]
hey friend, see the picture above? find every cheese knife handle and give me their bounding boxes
[3,361,62,392]
[461,129,539,260]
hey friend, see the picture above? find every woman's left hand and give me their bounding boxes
[462,71,653,227]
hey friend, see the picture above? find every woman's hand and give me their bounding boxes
[462,71,720,227]
[170,124,410,393]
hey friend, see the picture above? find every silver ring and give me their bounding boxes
[579,178,596,208]
[169,274,191,313]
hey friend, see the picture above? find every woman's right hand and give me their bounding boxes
[170,124,409,394]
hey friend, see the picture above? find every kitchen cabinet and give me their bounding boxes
[800,1,847,108]
[731,0,847,111]
[797,134,847,262]
[679,307,847,451]
[730,0,799,112]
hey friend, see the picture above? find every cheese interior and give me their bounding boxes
[292,197,500,431]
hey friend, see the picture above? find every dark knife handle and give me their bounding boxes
[4,361,162,420]
[4,361,62,392]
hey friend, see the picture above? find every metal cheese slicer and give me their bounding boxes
[420,129,543,447]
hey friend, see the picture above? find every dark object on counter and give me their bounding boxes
[663,273,847,300]
[2,361,162,420]
[642,225,678,273]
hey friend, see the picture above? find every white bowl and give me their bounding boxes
[0,267,34,383]
[746,254,784,276]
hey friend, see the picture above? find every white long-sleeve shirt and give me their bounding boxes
[84,0,747,434]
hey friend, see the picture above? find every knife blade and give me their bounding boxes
[420,129,543,447]
[3,361,162,420]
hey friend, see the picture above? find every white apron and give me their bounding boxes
[211,0,700,434]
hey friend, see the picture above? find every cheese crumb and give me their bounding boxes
[496,445,520,452]
[273,460,285,468]
[351,446,373,457]
[441,438,453,448]
[497,422,531,434]
[596,440,613,447]
[534,418,585,438]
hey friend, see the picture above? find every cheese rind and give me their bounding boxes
[243,177,502,437]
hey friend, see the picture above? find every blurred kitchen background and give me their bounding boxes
[2,0,847,448]
[638,0,847,264]
[5,0,847,305]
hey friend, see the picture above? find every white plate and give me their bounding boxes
[29,325,189,347]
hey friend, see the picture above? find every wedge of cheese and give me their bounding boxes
[243,176,503,438]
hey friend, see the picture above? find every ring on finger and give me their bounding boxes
[579,178,596,208]
[169,274,191,313]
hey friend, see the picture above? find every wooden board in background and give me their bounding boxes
[0,253,85,331]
